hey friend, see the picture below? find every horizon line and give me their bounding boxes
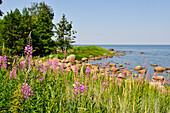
[73,43,170,45]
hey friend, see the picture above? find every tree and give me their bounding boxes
[32,10,55,55]
[0,2,56,56]
[28,2,54,20]
[20,7,32,42]
[27,2,55,56]
[0,0,3,16]
[1,9,26,55]
[55,14,77,51]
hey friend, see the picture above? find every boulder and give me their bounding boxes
[134,66,143,71]
[118,64,123,67]
[90,58,95,60]
[151,64,158,67]
[111,51,116,54]
[100,66,105,69]
[89,55,94,58]
[125,63,130,65]
[100,68,105,73]
[154,67,165,74]
[166,71,170,74]
[133,73,138,77]
[109,64,116,68]
[152,76,164,81]
[164,67,170,70]
[103,53,107,56]
[104,55,108,58]
[138,69,147,74]
[82,57,88,62]
[109,48,114,51]
[115,54,119,56]
[120,54,125,56]
[111,67,119,72]
[117,73,125,79]
[66,54,76,61]
[95,57,101,60]
[92,66,99,73]
[125,71,132,77]
[109,55,113,58]
[129,69,133,72]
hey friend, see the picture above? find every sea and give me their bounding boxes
[78,45,170,80]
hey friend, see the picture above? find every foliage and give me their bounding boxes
[32,9,55,56]
[0,0,3,16]
[0,53,169,112]
[45,45,112,61]
[55,14,77,52]
[73,45,112,60]
[0,9,26,55]
[0,2,56,56]
[28,2,54,20]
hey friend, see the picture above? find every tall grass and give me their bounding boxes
[47,45,112,60]
[0,56,169,112]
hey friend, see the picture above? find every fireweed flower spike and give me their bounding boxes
[9,67,17,79]
[20,61,26,70]
[85,68,91,75]
[0,56,7,69]
[72,81,87,98]
[74,66,78,75]
[20,83,33,100]
[91,76,97,81]
[102,81,108,87]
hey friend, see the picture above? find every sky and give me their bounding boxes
[1,0,170,45]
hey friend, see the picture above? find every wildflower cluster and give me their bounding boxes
[20,83,33,100]
[9,67,16,79]
[91,76,97,81]
[72,81,87,98]
[20,61,26,70]
[74,66,78,75]
[0,56,7,69]
[85,68,91,75]
[24,45,33,58]
[60,65,65,73]
[102,81,108,87]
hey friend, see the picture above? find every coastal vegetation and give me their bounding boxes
[47,45,112,61]
[0,1,169,113]
[0,48,169,112]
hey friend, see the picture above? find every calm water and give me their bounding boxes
[80,45,170,79]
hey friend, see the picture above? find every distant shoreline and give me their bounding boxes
[74,44,170,46]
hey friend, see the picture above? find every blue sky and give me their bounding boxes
[1,0,170,45]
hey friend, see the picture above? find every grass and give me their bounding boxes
[73,45,112,60]
[0,55,169,112]
[43,45,112,61]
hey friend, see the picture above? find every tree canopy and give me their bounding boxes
[0,0,3,16]
[0,2,77,56]
[55,14,77,52]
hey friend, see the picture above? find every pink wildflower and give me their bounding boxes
[102,81,108,87]
[85,68,91,75]
[20,83,33,100]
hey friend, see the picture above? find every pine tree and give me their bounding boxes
[28,2,54,20]
[1,9,26,55]
[32,10,55,55]
[55,14,77,51]
[0,0,3,16]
